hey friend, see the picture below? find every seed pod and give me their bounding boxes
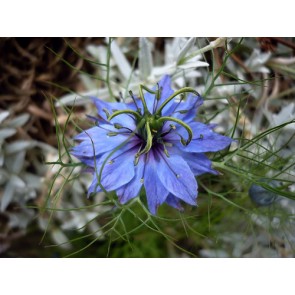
[248,179,279,206]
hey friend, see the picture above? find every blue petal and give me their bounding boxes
[155,150,197,206]
[91,97,136,130]
[163,93,203,121]
[72,126,139,158]
[73,126,104,141]
[164,145,217,176]
[95,147,137,191]
[74,154,101,167]
[72,133,129,158]
[77,139,139,169]
[87,175,102,197]
[91,97,127,119]
[87,146,138,195]
[144,149,169,214]
[166,122,233,153]
[165,195,184,211]
[116,154,145,204]
[110,115,137,131]
[181,152,218,176]
[157,75,174,107]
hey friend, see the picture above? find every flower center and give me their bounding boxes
[107,83,200,164]
[137,114,163,140]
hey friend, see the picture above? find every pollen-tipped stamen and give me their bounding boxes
[159,124,176,138]
[157,116,193,145]
[156,83,162,100]
[129,90,142,113]
[157,138,170,157]
[133,144,143,166]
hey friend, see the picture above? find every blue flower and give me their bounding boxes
[71,75,232,214]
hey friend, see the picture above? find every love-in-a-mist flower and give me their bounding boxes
[71,75,232,214]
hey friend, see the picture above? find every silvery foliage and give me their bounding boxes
[0,111,46,252]
[199,196,295,258]
[0,111,95,252]
[56,37,210,107]
[37,150,110,250]
[198,39,295,257]
[208,39,294,173]
[0,111,35,213]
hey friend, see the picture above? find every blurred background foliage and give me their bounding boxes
[0,37,294,257]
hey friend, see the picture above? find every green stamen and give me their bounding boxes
[134,144,143,166]
[138,84,159,115]
[137,121,153,155]
[114,123,123,129]
[138,85,152,114]
[134,155,140,166]
[178,110,189,114]
[102,108,111,118]
[108,109,142,122]
[107,132,119,137]
[157,138,170,157]
[155,87,199,116]
[179,135,188,146]
[156,83,162,100]
[140,84,158,95]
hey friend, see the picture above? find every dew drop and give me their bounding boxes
[176,174,180,178]
[108,160,114,165]
[140,178,144,183]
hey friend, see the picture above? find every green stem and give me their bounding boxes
[179,43,213,65]
[140,84,158,95]
[155,87,199,116]
[106,38,115,100]
[212,161,295,200]
[157,116,193,145]
[204,38,244,96]
[46,161,82,167]
[178,37,228,65]
[212,161,241,177]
